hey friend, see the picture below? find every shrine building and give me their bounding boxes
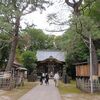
[36,50,65,76]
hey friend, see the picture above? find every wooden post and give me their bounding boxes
[89,35,93,93]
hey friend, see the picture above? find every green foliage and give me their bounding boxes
[0,40,10,68]
[54,29,90,78]
[86,0,100,23]
[56,16,100,61]
[0,3,15,34]
[0,33,10,68]
[54,15,100,78]
[58,0,100,79]
[45,35,56,49]
[24,28,47,50]
[0,33,11,40]
[64,36,89,78]
[20,28,56,51]
[21,51,37,75]
[56,29,89,63]
[0,0,52,71]
[70,15,100,38]
[54,36,64,50]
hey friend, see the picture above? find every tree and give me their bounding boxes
[0,33,10,69]
[21,50,36,76]
[65,0,99,75]
[23,28,47,50]
[19,28,56,51]
[0,0,51,71]
[45,35,56,49]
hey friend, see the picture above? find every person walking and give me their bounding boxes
[45,73,49,85]
[40,73,43,85]
[54,72,59,87]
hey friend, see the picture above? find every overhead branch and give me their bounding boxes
[73,0,76,3]
[65,0,83,14]
[65,0,74,8]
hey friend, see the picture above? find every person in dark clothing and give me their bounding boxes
[40,73,43,85]
[45,73,49,85]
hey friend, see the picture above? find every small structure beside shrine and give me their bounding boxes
[0,62,27,90]
[76,61,100,92]
[13,62,27,86]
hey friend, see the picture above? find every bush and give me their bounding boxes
[21,51,37,81]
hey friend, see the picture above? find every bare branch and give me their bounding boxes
[73,0,76,3]
[65,0,74,8]
[65,0,83,14]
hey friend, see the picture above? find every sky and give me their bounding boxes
[21,0,72,36]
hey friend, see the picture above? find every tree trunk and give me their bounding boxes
[6,36,18,71]
[6,17,20,71]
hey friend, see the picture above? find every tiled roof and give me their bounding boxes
[36,50,65,61]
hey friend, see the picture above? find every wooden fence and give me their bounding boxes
[0,77,16,90]
[76,78,100,92]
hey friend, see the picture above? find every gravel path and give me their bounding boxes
[18,79,61,100]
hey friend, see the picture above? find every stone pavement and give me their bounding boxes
[18,79,61,100]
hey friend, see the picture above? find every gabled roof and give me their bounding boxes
[36,50,65,62]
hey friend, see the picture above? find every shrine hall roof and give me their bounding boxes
[36,50,65,62]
